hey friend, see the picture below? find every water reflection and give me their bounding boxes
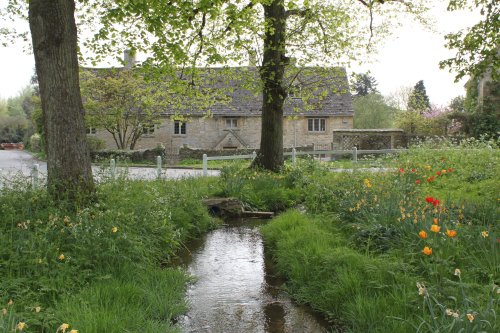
[177,220,329,333]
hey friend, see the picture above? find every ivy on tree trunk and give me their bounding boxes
[29,0,94,203]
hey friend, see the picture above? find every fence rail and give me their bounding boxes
[202,148,406,176]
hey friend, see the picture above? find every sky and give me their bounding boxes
[0,2,481,106]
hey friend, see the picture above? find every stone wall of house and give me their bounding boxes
[94,115,354,151]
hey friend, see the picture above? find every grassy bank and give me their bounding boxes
[257,140,499,332]
[0,177,218,333]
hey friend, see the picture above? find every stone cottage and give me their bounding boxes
[89,66,354,152]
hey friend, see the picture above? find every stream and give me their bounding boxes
[176,219,330,333]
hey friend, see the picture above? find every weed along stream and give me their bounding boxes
[176,218,330,333]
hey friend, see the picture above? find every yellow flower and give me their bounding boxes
[7,299,13,306]
[481,230,489,238]
[57,323,70,333]
[112,226,118,233]
[58,254,65,261]
[35,306,41,313]
[16,322,26,331]
[446,229,457,238]
[418,230,428,239]
[363,178,372,188]
[416,282,426,296]
[422,246,432,256]
[430,225,441,233]
[454,268,461,278]
[1,308,7,316]
[467,313,474,322]
[69,330,78,333]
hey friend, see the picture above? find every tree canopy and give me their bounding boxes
[407,80,430,113]
[351,72,378,97]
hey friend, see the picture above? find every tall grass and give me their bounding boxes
[0,177,219,332]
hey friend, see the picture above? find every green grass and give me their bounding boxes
[0,177,219,333]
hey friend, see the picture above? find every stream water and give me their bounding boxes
[176,219,330,333]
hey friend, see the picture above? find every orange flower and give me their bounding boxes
[433,218,439,225]
[446,229,457,238]
[418,230,428,239]
[430,225,441,233]
[422,246,432,255]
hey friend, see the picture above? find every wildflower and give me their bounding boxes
[436,171,441,176]
[415,179,421,185]
[363,178,372,188]
[16,322,26,331]
[430,225,441,233]
[433,218,439,224]
[7,299,13,306]
[425,165,432,170]
[445,308,453,316]
[111,226,118,233]
[1,308,6,316]
[58,254,65,261]
[425,196,434,203]
[63,216,70,225]
[35,306,41,313]
[411,168,416,172]
[481,231,489,238]
[466,313,474,322]
[57,323,70,333]
[69,330,78,333]
[416,282,427,295]
[454,268,461,278]
[432,199,440,207]
[446,229,457,238]
[441,169,447,174]
[418,230,428,239]
[422,246,432,255]
[448,167,453,172]
[399,168,405,173]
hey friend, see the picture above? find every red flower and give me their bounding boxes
[432,199,440,207]
[448,168,453,172]
[425,196,434,203]
[415,179,421,185]
[436,171,441,176]
[427,176,435,183]
[411,168,416,173]
[399,168,405,173]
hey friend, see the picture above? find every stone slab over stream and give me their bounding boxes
[177,219,329,333]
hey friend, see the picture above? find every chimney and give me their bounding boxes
[248,50,257,67]
[123,49,136,68]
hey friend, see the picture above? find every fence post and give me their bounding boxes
[156,156,162,179]
[202,154,208,176]
[31,163,39,189]
[292,148,296,165]
[110,159,116,180]
[352,147,358,163]
[252,151,257,161]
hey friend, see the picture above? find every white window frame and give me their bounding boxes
[308,118,326,132]
[225,118,238,129]
[174,121,186,135]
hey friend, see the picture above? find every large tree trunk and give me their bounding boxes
[29,0,94,203]
[252,0,287,172]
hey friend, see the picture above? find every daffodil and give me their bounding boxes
[416,282,427,296]
[69,330,78,333]
[35,306,41,313]
[112,226,118,233]
[481,230,489,238]
[57,323,70,333]
[1,308,7,316]
[58,254,65,261]
[454,268,461,278]
[16,322,26,331]
[467,313,474,322]
[7,299,13,306]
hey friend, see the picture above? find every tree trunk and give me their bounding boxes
[252,0,287,172]
[29,0,94,203]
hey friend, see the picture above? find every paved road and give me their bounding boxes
[0,150,219,186]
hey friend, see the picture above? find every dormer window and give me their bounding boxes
[225,118,238,128]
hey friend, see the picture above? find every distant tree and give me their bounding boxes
[394,110,428,135]
[351,72,378,97]
[80,69,162,150]
[386,85,413,111]
[407,80,430,113]
[353,93,396,128]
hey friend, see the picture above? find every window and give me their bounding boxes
[225,118,238,128]
[86,127,96,135]
[142,124,155,135]
[174,121,186,135]
[308,118,326,132]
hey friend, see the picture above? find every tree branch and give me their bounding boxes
[285,8,310,19]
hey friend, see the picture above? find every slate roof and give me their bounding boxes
[163,66,353,117]
[82,66,354,117]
